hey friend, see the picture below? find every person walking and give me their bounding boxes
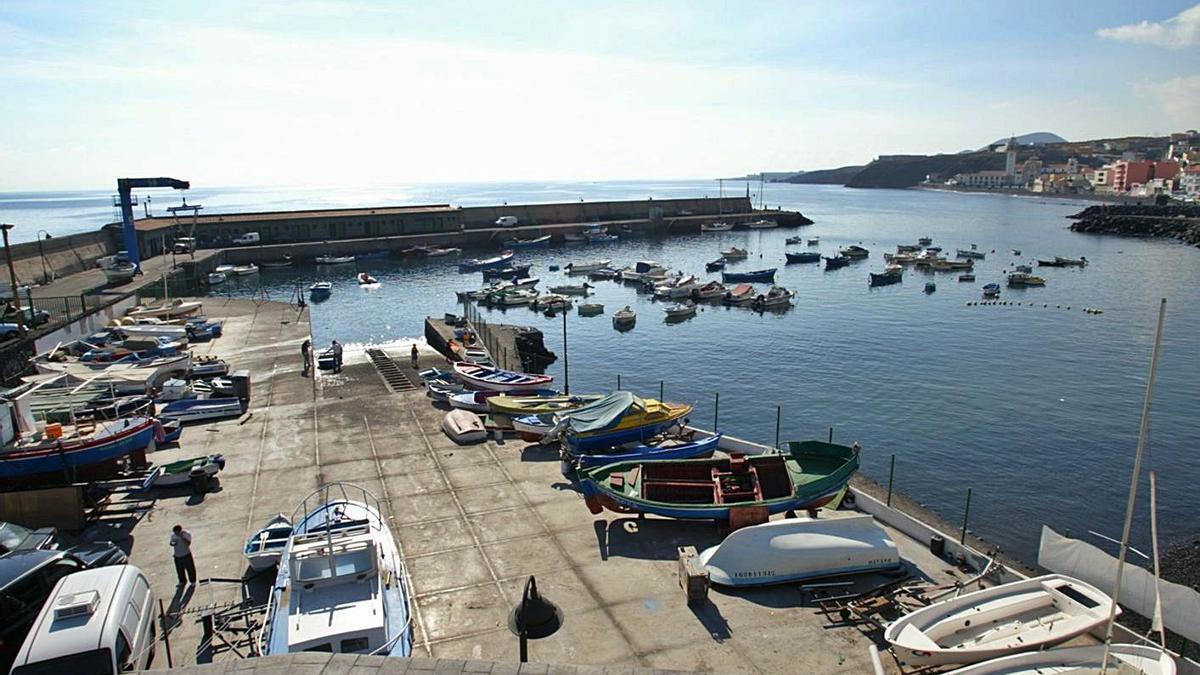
[170,524,197,585]
[410,343,419,369]
[301,338,311,376]
[331,340,343,372]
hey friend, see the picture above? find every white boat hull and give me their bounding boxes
[946,644,1176,675]
[443,409,487,444]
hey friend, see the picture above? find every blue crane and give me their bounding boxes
[117,177,190,272]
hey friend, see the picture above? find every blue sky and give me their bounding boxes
[0,1,1196,190]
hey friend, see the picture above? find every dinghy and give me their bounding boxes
[244,513,293,571]
[723,283,756,305]
[720,246,749,259]
[579,440,859,521]
[721,268,776,283]
[452,362,554,392]
[145,454,226,488]
[573,433,721,469]
[752,286,795,309]
[158,397,244,422]
[564,259,611,274]
[578,303,604,316]
[442,409,487,444]
[664,300,697,319]
[883,574,1117,666]
[785,251,820,264]
[458,251,513,273]
[698,514,900,586]
[824,255,850,270]
[549,283,592,295]
[611,306,636,329]
[945,644,1175,675]
[309,282,332,299]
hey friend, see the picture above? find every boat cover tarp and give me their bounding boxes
[561,391,638,434]
[1038,525,1200,643]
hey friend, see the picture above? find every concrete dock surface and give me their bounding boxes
[63,298,1043,673]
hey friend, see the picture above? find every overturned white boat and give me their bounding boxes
[884,574,1116,666]
[442,409,487,444]
[263,483,412,656]
[945,643,1176,675]
[698,514,900,587]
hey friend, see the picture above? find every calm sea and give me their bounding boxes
[6,181,1197,563]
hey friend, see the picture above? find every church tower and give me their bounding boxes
[1005,135,1018,184]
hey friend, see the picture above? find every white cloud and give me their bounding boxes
[1139,75,1200,126]
[1097,3,1200,49]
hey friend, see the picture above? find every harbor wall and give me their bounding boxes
[0,230,118,286]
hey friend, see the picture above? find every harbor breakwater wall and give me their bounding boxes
[0,230,118,286]
[1069,202,1200,247]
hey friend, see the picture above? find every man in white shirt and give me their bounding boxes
[170,524,197,585]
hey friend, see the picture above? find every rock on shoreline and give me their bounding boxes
[1068,203,1200,247]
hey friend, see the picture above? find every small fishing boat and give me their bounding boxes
[425,247,461,257]
[691,281,726,301]
[956,249,986,260]
[580,439,860,520]
[230,264,259,275]
[1010,249,1022,256]
[839,245,870,259]
[619,260,666,283]
[700,221,734,232]
[578,303,604,316]
[487,393,602,417]
[532,294,572,311]
[958,273,976,282]
[785,251,820,264]
[0,416,159,488]
[1007,272,1045,287]
[308,281,332,299]
[259,256,294,268]
[1015,264,1033,273]
[126,299,203,320]
[102,262,138,284]
[807,237,820,246]
[930,259,974,271]
[458,251,514,273]
[883,574,1116,666]
[612,306,636,329]
[442,409,487,444]
[721,268,776,283]
[557,392,694,451]
[452,362,554,392]
[924,281,936,293]
[573,433,721,469]
[746,219,778,229]
[654,275,700,299]
[315,255,355,265]
[262,482,412,657]
[357,272,378,285]
[918,236,932,246]
[549,283,591,295]
[482,263,531,280]
[158,397,244,422]
[664,300,697,319]
[869,270,903,287]
[945,644,1176,675]
[486,287,538,306]
[564,259,611,274]
[824,255,849,270]
[705,258,727,272]
[586,230,618,243]
[982,283,1001,298]
[207,272,227,285]
[698,514,901,587]
[722,283,756,305]
[785,236,803,245]
[587,267,620,281]
[897,244,922,253]
[752,286,795,309]
[503,234,551,248]
[1057,255,1088,267]
[145,454,225,488]
[720,246,749,259]
[244,513,292,571]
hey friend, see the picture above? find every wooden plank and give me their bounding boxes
[0,485,87,530]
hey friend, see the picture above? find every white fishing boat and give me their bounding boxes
[664,300,696,319]
[884,574,1116,666]
[126,299,203,320]
[244,513,293,572]
[785,236,803,245]
[207,272,227,285]
[701,221,733,232]
[488,287,538,306]
[945,643,1176,675]
[549,283,591,295]
[746,219,778,229]
[699,515,901,587]
[565,259,611,274]
[533,294,572,311]
[230,263,259,275]
[309,281,333,299]
[315,255,355,265]
[720,246,749,259]
[102,262,137,284]
[619,260,666,283]
[158,397,245,423]
[442,409,487,444]
[691,281,726,301]
[262,483,412,657]
[654,275,699,299]
[106,322,189,340]
[612,306,636,328]
[752,286,795,309]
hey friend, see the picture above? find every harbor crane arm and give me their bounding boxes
[116,177,190,271]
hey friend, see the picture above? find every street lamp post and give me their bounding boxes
[561,309,569,394]
[1,224,27,338]
[36,230,52,284]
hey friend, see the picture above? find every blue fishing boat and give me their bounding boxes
[503,235,551,248]
[721,268,777,283]
[573,433,722,469]
[824,255,850,270]
[785,251,820,264]
[0,416,158,488]
[705,258,727,272]
[458,251,515,273]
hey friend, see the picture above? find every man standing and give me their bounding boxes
[332,340,343,372]
[170,524,197,585]
[410,343,420,369]
[301,338,311,376]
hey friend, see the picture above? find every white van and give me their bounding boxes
[172,237,196,253]
[10,564,156,674]
[494,216,518,227]
[232,232,261,245]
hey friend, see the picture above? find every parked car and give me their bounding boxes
[10,564,157,674]
[0,322,21,341]
[494,216,519,227]
[231,232,261,245]
[0,284,30,301]
[0,522,57,555]
[1,306,50,327]
[0,550,88,672]
[64,542,128,568]
[172,237,196,253]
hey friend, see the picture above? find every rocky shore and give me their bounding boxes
[1068,203,1200,247]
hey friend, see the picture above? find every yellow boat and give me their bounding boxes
[558,392,694,451]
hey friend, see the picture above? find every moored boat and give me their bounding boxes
[705,258,727,272]
[315,255,355,265]
[452,362,554,392]
[746,219,777,229]
[309,281,332,299]
[722,283,756,305]
[721,268,776,283]
[573,433,721,469]
[691,281,726,301]
[207,272,227,285]
[720,246,749,259]
[548,283,592,295]
[663,300,697,319]
[357,272,378,285]
[958,273,975,282]
[785,236,803,245]
[579,439,860,520]
[785,251,820,264]
[612,306,636,329]
[956,249,986,260]
[752,286,794,309]
[503,234,551,248]
[701,221,734,232]
[564,259,612,274]
[869,269,903,286]
[458,251,514,273]
[244,513,292,571]
[807,237,820,245]
[259,256,294,268]
[578,303,604,316]
[839,245,869,259]
[1007,272,1046,287]
[824,255,850,270]
[982,282,1001,297]
[924,281,937,293]
[230,263,259,275]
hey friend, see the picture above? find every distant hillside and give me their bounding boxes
[984,132,1067,149]
[781,165,865,185]
[846,154,1006,189]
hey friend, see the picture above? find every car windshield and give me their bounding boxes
[0,523,31,552]
[12,649,113,675]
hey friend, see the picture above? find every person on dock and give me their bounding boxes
[170,524,197,585]
[332,340,343,372]
[301,338,311,376]
[411,343,419,369]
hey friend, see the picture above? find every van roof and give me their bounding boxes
[14,565,141,666]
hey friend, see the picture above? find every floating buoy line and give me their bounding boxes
[965,300,1103,314]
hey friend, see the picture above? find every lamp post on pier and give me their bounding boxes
[36,230,53,284]
[1,224,27,338]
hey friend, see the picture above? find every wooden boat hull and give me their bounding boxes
[869,272,902,287]
[721,269,777,283]
[0,417,158,488]
[785,252,820,264]
[452,362,554,392]
[574,434,721,469]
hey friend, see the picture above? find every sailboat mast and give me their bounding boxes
[1101,297,1167,671]
[1149,471,1166,649]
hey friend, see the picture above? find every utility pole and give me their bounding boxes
[1,224,27,338]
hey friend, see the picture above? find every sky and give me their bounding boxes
[0,1,1197,190]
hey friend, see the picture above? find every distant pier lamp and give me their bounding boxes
[508,575,563,663]
[36,230,52,284]
[1,223,26,338]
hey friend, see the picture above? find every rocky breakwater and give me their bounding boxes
[1068,203,1200,247]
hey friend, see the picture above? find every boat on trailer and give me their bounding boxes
[262,482,412,657]
[244,513,293,571]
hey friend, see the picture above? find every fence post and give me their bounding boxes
[828,427,833,444]
[960,487,973,545]
[80,293,87,314]
[886,454,896,507]
[616,374,621,390]
[659,380,664,400]
[158,598,174,668]
[713,392,719,432]
[774,406,781,448]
